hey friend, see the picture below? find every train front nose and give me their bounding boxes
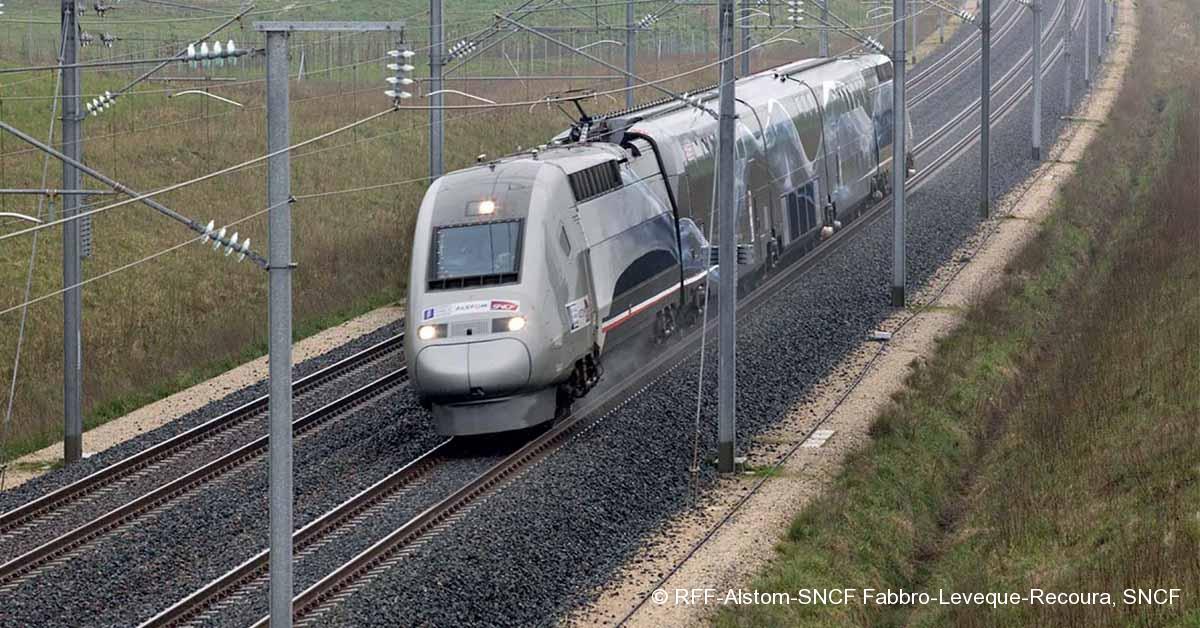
[413,337,532,399]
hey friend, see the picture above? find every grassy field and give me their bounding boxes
[0,0,904,462]
[716,2,1200,627]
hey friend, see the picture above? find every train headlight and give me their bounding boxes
[418,324,439,340]
[492,316,526,332]
[468,199,497,216]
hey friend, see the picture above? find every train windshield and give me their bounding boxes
[430,220,523,288]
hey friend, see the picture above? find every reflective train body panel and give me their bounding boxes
[406,54,912,435]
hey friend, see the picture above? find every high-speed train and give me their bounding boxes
[406,54,913,435]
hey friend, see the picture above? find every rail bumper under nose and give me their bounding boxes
[432,388,557,436]
[413,337,533,398]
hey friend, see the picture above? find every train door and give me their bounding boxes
[780,179,819,248]
[740,156,772,272]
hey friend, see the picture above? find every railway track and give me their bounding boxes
[910,0,1029,106]
[0,335,406,591]
[916,0,1073,158]
[223,13,1088,621]
[902,0,1017,87]
[141,439,455,628]
[907,0,1023,91]
[3,2,1089,622]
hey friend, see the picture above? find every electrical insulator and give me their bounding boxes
[787,0,804,23]
[200,220,252,262]
[638,14,659,29]
[385,47,415,102]
[85,90,117,116]
[447,39,478,60]
[187,39,241,69]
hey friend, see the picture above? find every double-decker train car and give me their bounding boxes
[406,54,913,435]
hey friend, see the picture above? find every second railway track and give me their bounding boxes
[0,334,406,589]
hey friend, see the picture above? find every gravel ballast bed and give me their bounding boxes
[0,320,404,514]
[197,452,509,628]
[0,351,400,563]
[0,388,446,627]
[316,4,1096,626]
[0,2,1105,623]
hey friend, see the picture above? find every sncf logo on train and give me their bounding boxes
[422,300,522,320]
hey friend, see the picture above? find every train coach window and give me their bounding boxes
[783,182,819,244]
[875,62,894,83]
[785,193,802,241]
[429,219,523,290]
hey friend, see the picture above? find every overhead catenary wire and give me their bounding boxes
[0,197,289,320]
[0,102,495,318]
[1,0,346,25]
[0,16,506,102]
[0,23,812,232]
[0,128,693,319]
[0,106,397,245]
[0,2,920,227]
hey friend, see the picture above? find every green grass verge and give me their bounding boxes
[716,2,1200,627]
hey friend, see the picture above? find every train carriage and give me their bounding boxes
[406,53,913,435]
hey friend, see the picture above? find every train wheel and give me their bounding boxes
[555,386,574,420]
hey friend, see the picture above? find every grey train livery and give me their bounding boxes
[406,54,913,435]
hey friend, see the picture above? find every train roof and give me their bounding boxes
[596,54,888,124]
[452,54,889,178]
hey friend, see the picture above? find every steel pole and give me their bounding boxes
[1084,0,1090,84]
[892,0,907,306]
[910,0,918,64]
[626,0,636,108]
[430,0,444,178]
[819,0,829,57]
[265,29,293,628]
[981,0,991,218]
[1065,1,1073,108]
[1032,0,1042,161]
[1096,0,1103,61]
[740,0,751,75]
[61,0,83,465]
[716,0,737,474]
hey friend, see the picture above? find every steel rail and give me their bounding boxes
[194,7,1081,622]
[0,368,409,588]
[140,438,454,628]
[911,0,1066,107]
[907,0,1022,87]
[253,22,1072,619]
[613,15,1087,620]
[0,334,403,542]
[913,0,1074,156]
[909,0,1033,105]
